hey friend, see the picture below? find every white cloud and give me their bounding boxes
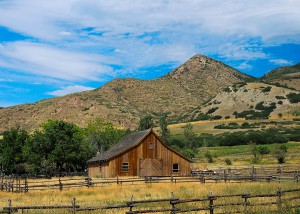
[46,85,95,96]
[269,59,293,66]
[0,41,115,81]
[237,62,253,70]
[0,0,299,82]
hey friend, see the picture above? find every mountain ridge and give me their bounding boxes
[0,54,298,132]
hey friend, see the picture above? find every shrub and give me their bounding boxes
[212,115,222,120]
[206,107,219,114]
[275,96,286,100]
[261,86,272,92]
[224,158,232,165]
[255,102,276,111]
[224,116,230,119]
[287,93,300,103]
[205,151,213,163]
[273,144,288,164]
[223,87,231,92]
[193,113,211,121]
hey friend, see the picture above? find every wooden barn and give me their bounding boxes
[87,129,191,177]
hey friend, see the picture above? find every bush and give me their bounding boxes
[206,107,219,114]
[255,102,276,111]
[205,152,213,163]
[273,144,288,164]
[287,93,300,103]
[212,115,222,120]
[261,86,272,92]
[224,158,232,165]
[275,96,286,100]
[193,113,211,121]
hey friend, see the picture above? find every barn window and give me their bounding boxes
[122,162,129,172]
[172,163,180,173]
[149,142,154,150]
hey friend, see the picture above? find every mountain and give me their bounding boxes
[192,82,300,120]
[260,63,300,91]
[0,54,254,132]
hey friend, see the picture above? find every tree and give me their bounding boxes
[249,142,259,163]
[84,118,128,152]
[24,120,95,174]
[258,146,270,159]
[183,123,198,149]
[273,144,288,164]
[138,115,154,131]
[0,128,28,174]
[159,113,170,144]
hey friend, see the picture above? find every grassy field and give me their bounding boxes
[192,141,300,169]
[1,181,299,213]
[166,117,300,136]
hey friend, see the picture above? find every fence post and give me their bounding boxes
[277,187,282,211]
[209,192,214,214]
[0,175,3,191]
[243,193,250,213]
[72,198,76,214]
[126,195,134,214]
[7,199,11,214]
[24,178,28,193]
[170,192,177,214]
[117,176,119,185]
[59,178,63,191]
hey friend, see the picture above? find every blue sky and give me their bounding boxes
[0,0,300,107]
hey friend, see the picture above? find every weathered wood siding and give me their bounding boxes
[107,132,190,177]
[88,161,110,177]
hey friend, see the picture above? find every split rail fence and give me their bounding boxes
[0,165,299,193]
[1,188,300,213]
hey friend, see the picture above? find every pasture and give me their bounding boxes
[166,117,300,136]
[1,180,300,213]
[193,141,300,167]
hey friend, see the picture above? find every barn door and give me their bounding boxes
[139,159,162,176]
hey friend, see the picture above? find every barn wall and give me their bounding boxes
[88,162,100,177]
[88,161,110,177]
[108,132,190,177]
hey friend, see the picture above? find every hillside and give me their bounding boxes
[191,82,300,120]
[260,63,300,90]
[0,54,254,132]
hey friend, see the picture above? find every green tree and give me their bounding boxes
[138,115,154,131]
[84,118,128,152]
[258,146,270,159]
[273,144,288,164]
[24,120,95,174]
[0,128,28,174]
[183,123,197,149]
[249,142,259,163]
[159,113,170,144]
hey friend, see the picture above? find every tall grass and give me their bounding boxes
[1,181,299,213]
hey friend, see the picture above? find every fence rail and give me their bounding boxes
[0,173,299,193]
[1,188,300,213]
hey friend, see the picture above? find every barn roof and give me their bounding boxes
[87,129,152,163]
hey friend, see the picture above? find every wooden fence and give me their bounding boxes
[1,188,300,213]
[1,170,299,193]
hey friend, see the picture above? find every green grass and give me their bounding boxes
[193,141,300,167]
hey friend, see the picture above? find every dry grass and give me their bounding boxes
[166,117,300,136]
[1,181,299,213]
